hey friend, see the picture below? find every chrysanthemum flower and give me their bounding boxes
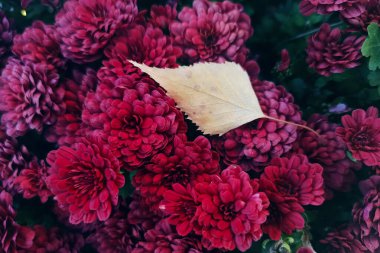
[0,11,14,58]
[128,193,161,231]
[320,225,368,253]
[212,80,302,171]
[132,220,204,253]
[352,175,380,252]
[14,159,51,203]
[12,21,65,68]
[82,66,186,169]
[19,225,84,253]
[260,154,325,206]
[105,24,182,68]
[341,0,380,31]
[55,0,137,63]
[295,114,359,198]
[277,49,291,72]
[336,107,380,166]
[0,190,35,252]
[160,183,199,236]
[261,191,305,241]
[149,4,178,31]
[170,0,252,63]
[45,68,97,146]
[89,207,138,253]
[306,23,365,77]
[194,165,269,251]
[46,137,125,224]
[0,128,30,191]
[0,59,64,137]
[133,136,219,212]
[299,0,364,17]
[97,58,142,85]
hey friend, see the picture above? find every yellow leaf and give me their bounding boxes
[130,61,265,135]
[130,61,319,136]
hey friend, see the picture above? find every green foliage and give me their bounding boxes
[368,70,380,96]
[119,170,138,199]
[362,23,380,71]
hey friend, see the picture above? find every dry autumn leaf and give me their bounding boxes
[130,61,317,136]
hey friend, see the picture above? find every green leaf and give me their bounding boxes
[368,70,380,87]
[362,23,380,71]
[346,151,357,162]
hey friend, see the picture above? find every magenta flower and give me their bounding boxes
[336,107,380,166]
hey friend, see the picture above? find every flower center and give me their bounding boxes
[200,26,216,47]
[267,203,281,224]
[351,131,372,149]
[276,179,295,196]
[163,165,190,186]
[219,203,237,221]
[184,201,196,218]
[69,164,103,195]
[124,115,142,131]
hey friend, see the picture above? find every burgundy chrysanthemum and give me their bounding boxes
[193,165,269,251]
[55,0,138,63]
[82,65,186,169]
[97,58,143,85]
[51,203,99,233]
[133,136,219,212]
[149,4,177,31]
[0,59,64,137]
[212,79,302,171]
[132,220,204,253]
[128,193,161,231]
[12,21,65,68]
[0,128,31,191]
[14,159,51,203]
[243,59,261,80]
[342,0,380,31]
[320,225,368,253]
[336,107,380,166]
[170,0,253,63]
[295,114,359,198]
[352,176,380,252]
[261,191,305,241]
[299,0,364,17]
[46,137,125,224]
[260,154,325,206]
[89,206,139,253]
[277,49,291,72]
[105,23,182,68]
[0,11,14,59]
[306,23,365,77]
[19,225,84,253]
[160,183,199,237]
[0,190,35,253]
[45,68,97,146]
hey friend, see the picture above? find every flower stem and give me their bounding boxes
[285,21,344,42]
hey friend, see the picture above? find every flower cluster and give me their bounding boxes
[0,0,379,252]
[299,0,377,77]
[294,114,359,198]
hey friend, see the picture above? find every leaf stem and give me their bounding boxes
[284,21,344,43]
[264,115,320,136]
